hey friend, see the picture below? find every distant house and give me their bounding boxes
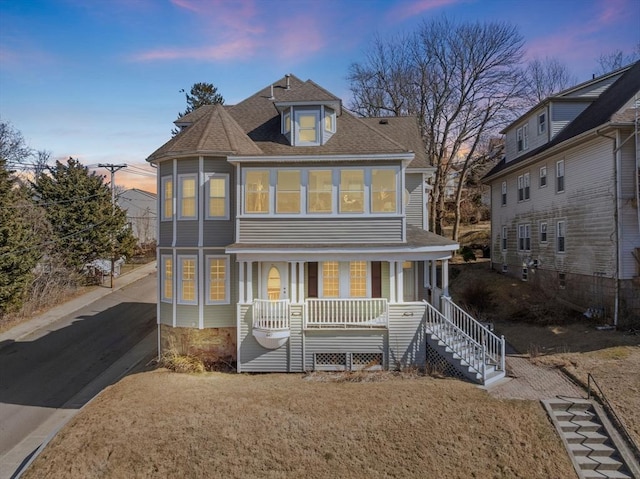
[116,188,157,245]
[483,61,640,327]
[146,74,506,383]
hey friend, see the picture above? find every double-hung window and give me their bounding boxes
[297,111,319,145]
[539,166,547,188]
[245,170,270,214]
[206,256,229,304]
[518,224,531,251]
[517,173,530,201]
[371,169,396,213]
[178,175,197,220]
[205,173,229,219]
[556,160,565,193]
[538,113,546,134]
[517,124,528,152]
[339,169,364,213]
[161,255,173,302]
[501,181,507,206]
[178,256,197,304]
[161,176,173,221]
[307,170,333,213]
[540,222,548,243]
[276,170,300,214]
[501,226,508,251]
[557,220,566,253]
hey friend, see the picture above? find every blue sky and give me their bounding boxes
[1,0,638,192]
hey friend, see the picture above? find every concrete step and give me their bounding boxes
[576,454,625,471]
[554,409,596,422]
[547,399,594,412]
[558,420,602,433]
[581,470,633,479]
[563,430,610,445]
[569,442,616,457]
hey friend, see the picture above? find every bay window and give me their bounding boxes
[206,256,229,304]
[206,173,228,219]
[161,255,173,302]
[161,176,173,221]
[178,175,197,220]
[178,256,197,304]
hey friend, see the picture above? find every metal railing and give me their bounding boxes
[253,299,290,330]
[587,373,640,462]
[305,298,388,328]
[441,296,505,372]
[423,300,486,379]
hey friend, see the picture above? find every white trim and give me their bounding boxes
[177,173,198,220]
[247,261,253,302]
[204,255,231,305]
[172,160,177,247]
[229,153,414,163]
[177,254,198,305]
[238,261,245,304]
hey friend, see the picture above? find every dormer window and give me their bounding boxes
[278,102,340,146]
[283,111,291,134]
[324,107,336,133]
[298,111,319,144]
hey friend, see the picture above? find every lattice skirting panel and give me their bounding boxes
[426,343,465,380]
[313,352,384,371]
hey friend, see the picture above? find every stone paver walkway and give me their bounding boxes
[486,354,585,401]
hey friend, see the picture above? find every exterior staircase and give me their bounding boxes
[423,299,506,386]
[544,398,639,479]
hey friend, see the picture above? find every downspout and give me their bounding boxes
[596,128,621,328]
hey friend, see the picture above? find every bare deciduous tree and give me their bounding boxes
[595,44,640,76]
[0,120,32,168]
[524,57,576,105]
[348,17,526,240]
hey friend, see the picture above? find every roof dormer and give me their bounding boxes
[278,103,338,146]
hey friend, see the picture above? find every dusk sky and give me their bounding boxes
[1,0,638,193]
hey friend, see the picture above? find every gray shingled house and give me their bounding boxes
[147,74,505,384]
[484,61,640,328]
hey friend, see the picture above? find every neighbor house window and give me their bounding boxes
[539,166,547,188]
[161,255,173,302]
[371,169,397,213]
[178,255,197,304]
[518,224,531,251]
[517,124,528,152]
[501,226,508,251]
[178,175,197,220]
[556,160,565,193]
[349,261,367,298]
[557,220,566,253]
[245,170,270,213]
[297,111,319,144]
[538,112,546,134]
[307,170,333,213]
[517,173,530,201]
[276,170,300,214]
[205,173,229,219]
[321,261,340,298]
[339,169,364,213]
[161,176,173,221]
[501,181,507,206]
[540,222,548,243]
[206,256,229,304]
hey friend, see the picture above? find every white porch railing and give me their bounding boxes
[305,298,388,328]
[423,300,487,379]
[440,296,506,373]
[253,299,290,330]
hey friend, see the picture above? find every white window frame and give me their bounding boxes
[540,221,548,243]
[295,109,320,146]
[518,224,531,251]
[523,124,529,150]
[516,124,528,152]
[205,255,230,305]
[160,254,173,303]
[205,173,229,220]
[538,112,546,135]
[556,220,566,253]
[177,255,198,305]
[323,107,336,134]
[517,173,530,201]
[178,174,198,220]
[556,160,565,193]
[318,261,371,298]
[501,181,507,206]
[161,176,173,221]
[539,166,547,188]
[501,226,508,252]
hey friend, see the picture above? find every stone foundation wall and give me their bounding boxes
[160,324,237,363]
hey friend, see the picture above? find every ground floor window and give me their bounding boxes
[178,255,197,304]
[161,255,173,302]
[317,261,372,298]
[206,256,230,304]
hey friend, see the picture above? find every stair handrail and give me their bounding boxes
[423,300,486,379]
[441,296,506,372]
[587,373,640,463]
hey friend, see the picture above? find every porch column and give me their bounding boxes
[246,261,253,302]
[431,261,437,290]
[423,260,430,288]
[290,261,297,303]
[297,262,305,303]
[238,261,245,304]
[396,261,404,303]
[442,259,449,297]
[389,261,396,303]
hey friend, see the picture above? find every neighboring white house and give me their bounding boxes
[146,74,506,384]
[483,61,640,327]
[116,188,157,245]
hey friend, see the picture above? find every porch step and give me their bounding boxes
[543,399,638,479]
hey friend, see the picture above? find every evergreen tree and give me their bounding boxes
[172,82,224,136]
[0,160,42,314]
[32,158,136,274]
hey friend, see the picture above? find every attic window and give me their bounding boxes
[283,112,291,134]
[324,107,336,133]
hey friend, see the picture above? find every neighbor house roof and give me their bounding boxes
[484,60,640,181]
[147,74,426,167]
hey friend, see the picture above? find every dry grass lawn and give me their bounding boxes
[23,371,575,479]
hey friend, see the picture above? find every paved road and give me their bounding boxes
[0,271,156,478]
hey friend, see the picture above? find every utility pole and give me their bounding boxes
[98,163,127,288]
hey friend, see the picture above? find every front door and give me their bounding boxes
[262,262,288,300]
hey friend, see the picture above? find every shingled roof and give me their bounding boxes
[484,61,640,180]
[147,74,426,166]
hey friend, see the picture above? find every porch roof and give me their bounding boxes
[226,226,458,261]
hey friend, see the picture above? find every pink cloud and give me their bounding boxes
[274,15,326,60]
[132,37,258,62]
[388,0,465,22]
